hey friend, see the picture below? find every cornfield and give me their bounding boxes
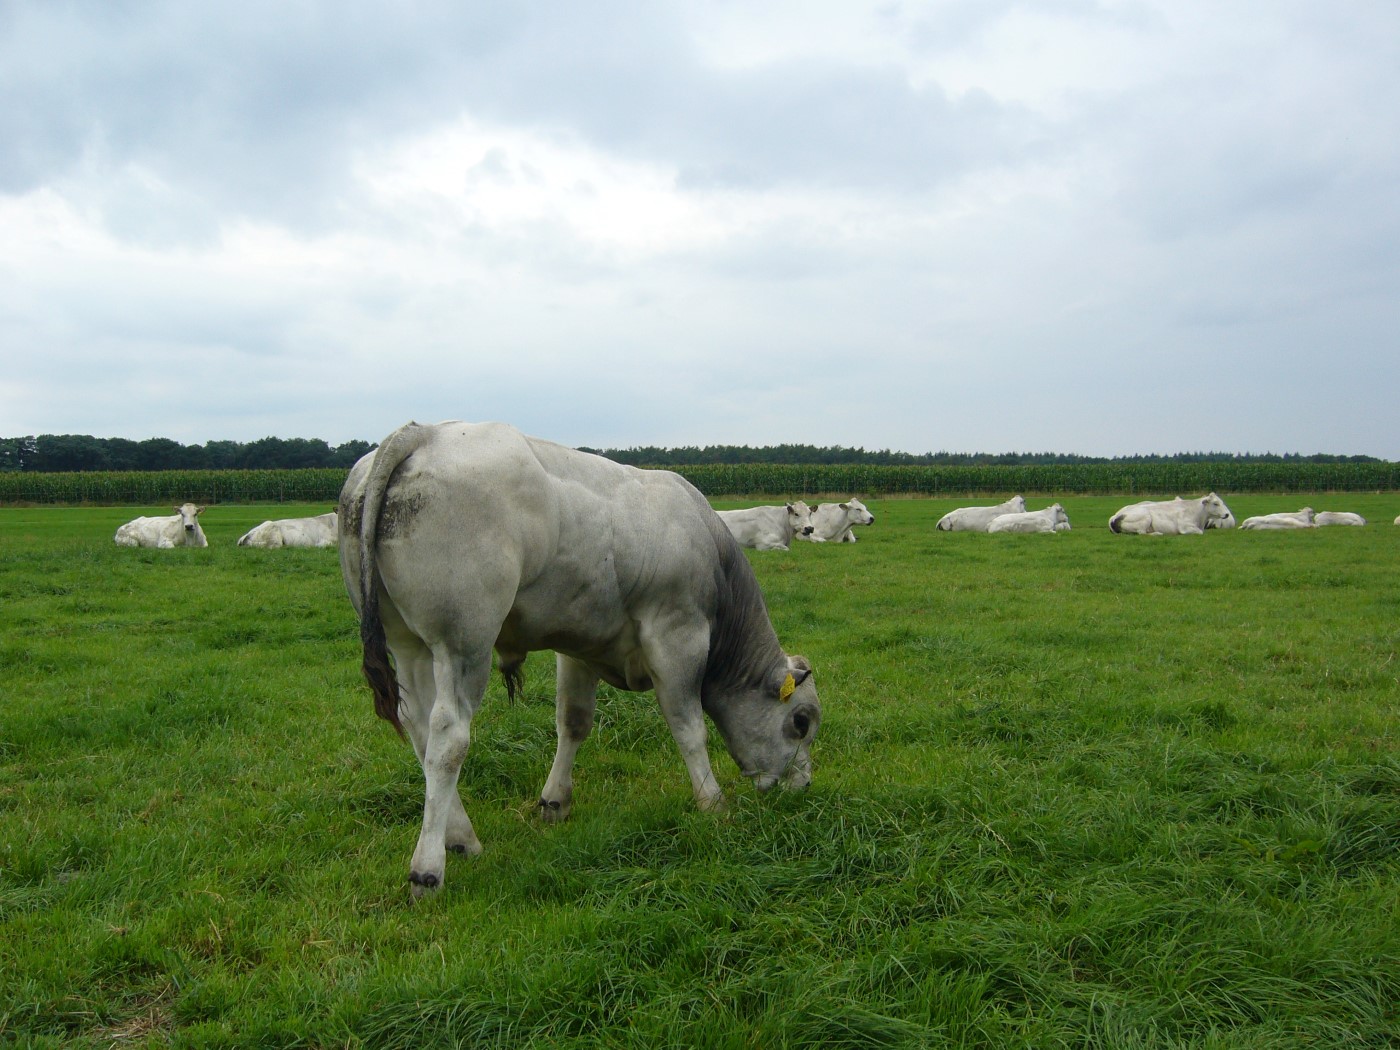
[671,460,1400,497]
[0,469,346,506]
[1,460,1396,505]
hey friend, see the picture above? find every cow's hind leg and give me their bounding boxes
[538,654,599,823]
[408,647,491,897]
[393,638,482,860]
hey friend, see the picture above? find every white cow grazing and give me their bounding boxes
[114,503,208,548]
[339,421,821,896]
[715,502,815,551]
[804,498,875,542]
[1109,493,1233,535]
[238,511,339,548]
[987,503,1071,534]
[1241,508,1317,530]
[936,496,1027,532]
[1314,511,1366,527]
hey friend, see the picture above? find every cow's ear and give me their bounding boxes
[195,506,205,515]
[770,659,811,700]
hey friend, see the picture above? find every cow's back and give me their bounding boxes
[341,422,726,662]
[115,515,178,548]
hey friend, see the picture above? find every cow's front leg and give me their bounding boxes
[538,654,599,823]
[654,677,724,812]
[409,650,489,897]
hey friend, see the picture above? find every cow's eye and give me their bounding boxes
[792,711,811,738]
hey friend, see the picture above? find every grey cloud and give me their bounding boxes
[0,1,520,227]
[2,0,1042,236]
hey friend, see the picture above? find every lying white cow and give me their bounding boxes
[803,498,875,542]
[936,496,1027,532]
[237,511,339,548]
[715,502,814,551]
[339,421,821,896]
[1109,493,1233,535]
[1117,496,1234,529]
[987,503,1070,533]
[1314,511,1366,527]
[114,503,208,548]
[1241,508,1316,530]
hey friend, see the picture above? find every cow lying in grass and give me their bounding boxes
[237,512,338,548]
[936,496,1026,533]
[1314,511,1366,526]
[803,498,875,542]
[1109,493,1233,535]
[987,503,1070,533]
[114,504,208,548]
[1241,508,1316,530]
[716,502,814,550]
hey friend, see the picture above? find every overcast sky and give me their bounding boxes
[3,1,1397,458]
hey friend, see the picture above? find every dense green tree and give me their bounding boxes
[0,436,37,471]
[330,439,375,467]
[199,440,242,469]
[136,438,188,471]
[31,434,109,471]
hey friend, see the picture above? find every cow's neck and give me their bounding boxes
[701,538,784,708]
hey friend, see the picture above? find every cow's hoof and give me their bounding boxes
[537,797,570,823]
[696,792,727,813]
[408,871,441,897]
[447,841,483,857]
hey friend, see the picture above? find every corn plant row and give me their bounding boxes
[1,460,1397,505]
[0,468,347,506]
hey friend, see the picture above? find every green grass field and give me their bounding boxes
[2,496,1397,1048]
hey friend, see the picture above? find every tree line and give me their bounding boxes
[0,433,1388,473]
[0,435,376,473]
[581,445,1387,467]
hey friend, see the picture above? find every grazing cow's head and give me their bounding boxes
[175,503,204,532]
[712,655,821,793]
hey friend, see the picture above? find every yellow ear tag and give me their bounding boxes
[780,673,796,702]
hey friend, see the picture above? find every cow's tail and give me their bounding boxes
[355,422,430,738]
[1109,514,1123,533]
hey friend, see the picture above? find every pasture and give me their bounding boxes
[1,496,1397,1048]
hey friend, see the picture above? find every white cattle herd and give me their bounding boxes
[112,489,1390,555]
